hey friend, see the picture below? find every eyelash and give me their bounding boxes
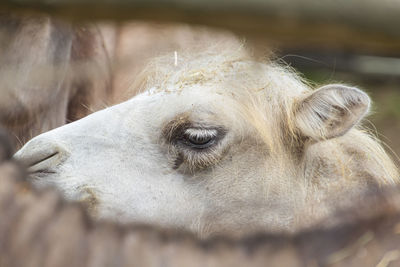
[180,128,218,149]
[171,127,225,170]
[181,146,221,171]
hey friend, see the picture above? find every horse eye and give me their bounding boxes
[183,128,218,149]
[188,135,212,146]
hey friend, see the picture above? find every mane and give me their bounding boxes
[127,43,399,186]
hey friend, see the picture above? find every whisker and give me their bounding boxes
[278,54,330,67]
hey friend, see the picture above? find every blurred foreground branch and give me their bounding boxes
[2,126,400,266]
[2,0,400,55]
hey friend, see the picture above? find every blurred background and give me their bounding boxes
[0,0,399,158]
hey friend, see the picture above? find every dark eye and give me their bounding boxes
[183,128,218,149]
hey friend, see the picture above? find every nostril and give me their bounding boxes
[27,151,60,173]
[13,138,68,174]
[27,152,59,167]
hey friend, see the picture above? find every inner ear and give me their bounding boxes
[294,84,370,141]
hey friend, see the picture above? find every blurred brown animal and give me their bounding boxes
[0,13,112,148]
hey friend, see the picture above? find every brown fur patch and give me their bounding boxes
[80,187,100,217]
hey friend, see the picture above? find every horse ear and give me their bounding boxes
[294,84,370,141]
